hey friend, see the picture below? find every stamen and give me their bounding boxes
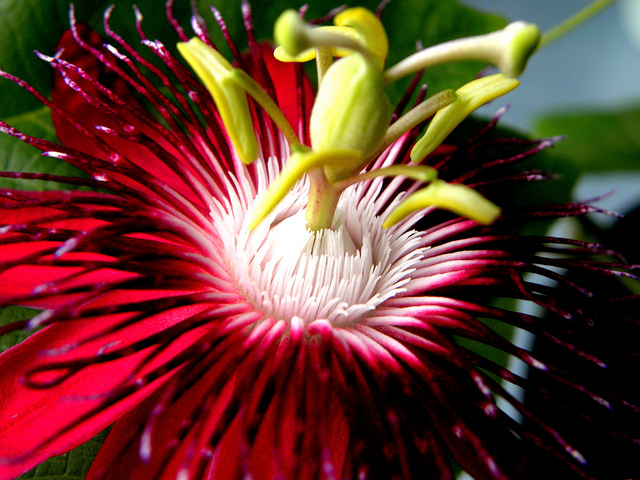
[248,148,361,230]
[383,179,501,228]
[178,38,259,165]
[229,69,301,146]
[333,165,438,191]
[372,89,457,160]
[410,74,520,162]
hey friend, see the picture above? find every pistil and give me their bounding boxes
[178,6,540,233]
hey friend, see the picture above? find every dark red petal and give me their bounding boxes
[86,354,236,480]
[50,25,204,206]
[0,197,128,309]
[52,25,141,157]
[244,43,315,142]
[86,323,351,480]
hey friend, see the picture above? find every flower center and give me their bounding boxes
[213,166,424,326]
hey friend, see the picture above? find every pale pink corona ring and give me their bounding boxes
[0,2,638,480]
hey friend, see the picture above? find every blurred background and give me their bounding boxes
[457,5,640,477]
[462,0,640,222]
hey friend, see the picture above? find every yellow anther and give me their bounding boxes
[383,179,501,228]
[372,89,457,160]
[178,38,258,164]
[334,7,388,68]
[410,74,519,163]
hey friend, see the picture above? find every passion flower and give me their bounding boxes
[0,2,637,480]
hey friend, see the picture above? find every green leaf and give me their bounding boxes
[16,429,110,480]
[535,104,640,172]
[0,0,68,119]
[0,305,39,353]
[0,106,89,190]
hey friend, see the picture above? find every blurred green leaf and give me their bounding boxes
[16,429,110,480]
[0,106,87,190]
[0,0,71,119]
[536,105,640,172]
[0,306,39,353]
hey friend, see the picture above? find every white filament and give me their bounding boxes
[212,157,424,327]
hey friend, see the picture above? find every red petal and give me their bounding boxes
[86,331,351,480]
[0,193,132,309]
[0,299,214,479]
